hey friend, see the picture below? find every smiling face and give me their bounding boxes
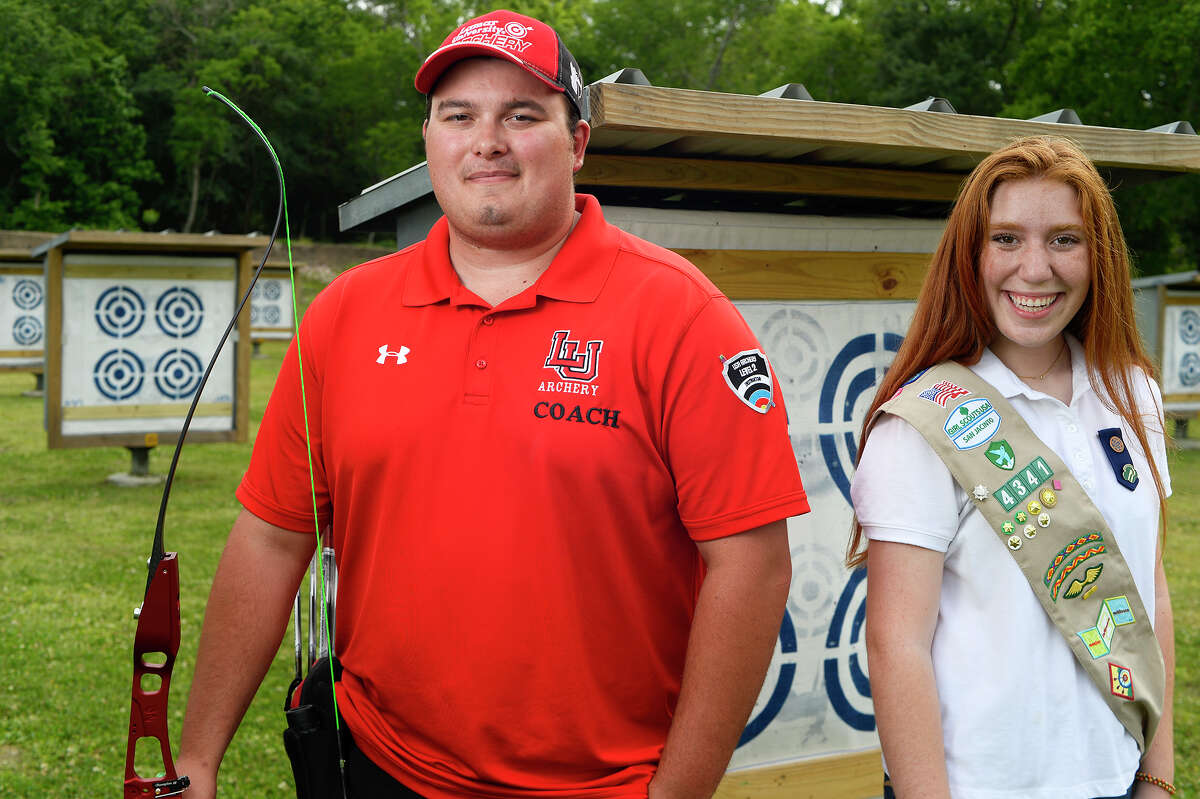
[423,57,589,252]
[979,177,1091,367]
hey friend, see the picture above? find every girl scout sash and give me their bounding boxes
[877,361,1164,752]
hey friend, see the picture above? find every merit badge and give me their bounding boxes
[720,349,774,413]
[1105,595,1136,626]
[1078,626,1110,659]
[984,439,1016,470]
[1038,512,1051,528]
[1008,535,1022,551]
[972,484,988,502]
[1044,533,1105,600]
[1015,510,1028,524]
[1062,564,1104,600]
[1097,427,1138,491]
[1024,523,1037,539]
[1040,488,1057,507]
[919,379,971,407]
[944,398,1001,450]
[1001,520,1015,535]
[1027,500,1042,516]
[1109,662,1134,701]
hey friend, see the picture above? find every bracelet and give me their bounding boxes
[1134,771,1176,795]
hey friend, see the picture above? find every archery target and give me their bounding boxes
[13,315,42,346]
[155,287,204,338]
[93,348,145,400]
[1161,304,1200,396]
[95,285,147,338]
[249,274,294,340]
[58,253,238,435]
[13,279,43,310]
[153,348,204,399]
[729,300,914,769]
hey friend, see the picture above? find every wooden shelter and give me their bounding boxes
[338,78,1200,798]
[33,231,260,451]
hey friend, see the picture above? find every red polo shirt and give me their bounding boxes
[238,195,808,798]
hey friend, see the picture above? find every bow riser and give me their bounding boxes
[124,552,189,798]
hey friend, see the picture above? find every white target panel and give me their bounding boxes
[250,271,295,341]
[728,300,915,770]
[58,253,238,436]
[1161,303,1200,399]
[0,261,46,368]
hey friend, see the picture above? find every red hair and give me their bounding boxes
[846,136,1168,567]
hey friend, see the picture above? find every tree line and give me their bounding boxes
[3,0,1199,273]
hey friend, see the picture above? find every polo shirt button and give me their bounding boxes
[475,359,487,369]
[482,315,495,325]
[1066,423,1079,433]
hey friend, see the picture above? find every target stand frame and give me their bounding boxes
[34,231,259,451]
[0,248,47,381]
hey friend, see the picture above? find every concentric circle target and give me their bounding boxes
[263,280,282,301]
[93,348,145,400]
[155,287,204,337]
[1181,309,1200,346]
[94,286,146,338]
[249,305,261,324]
[263,306,281,325]
[154,349,204,399]
[13,315,42,346]
[1181,352,1200,388]
[13,279,43,310]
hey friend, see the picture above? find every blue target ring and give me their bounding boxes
[1181,352,1200,388]
[13,279,43,310]
[94,348,145,400]
[823,567,874,731]
[1181,309,1200,346]
[13,315,42,346]
[95,286,146,338]
[154,349,204,399]
[155,287,204,337]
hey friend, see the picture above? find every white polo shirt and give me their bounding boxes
[852,336,1170,799]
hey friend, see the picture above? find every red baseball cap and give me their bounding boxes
[415,9,585,117]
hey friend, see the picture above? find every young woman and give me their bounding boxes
[848,136,1175,799]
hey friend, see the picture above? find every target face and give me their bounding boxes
[154,348,204,399]
[13,315,42,346]
[249,275,294,340]
[94,285,147,338]
[93,348,145,400]
[263,306,281,325]
[1181,352,1200,387]
[1162,305,1200,395]
[13,279,43,310]
[155,286,204,337]
[263,281,282,300]
[1181,309,1200,346]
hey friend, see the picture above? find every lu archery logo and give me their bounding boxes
[721,349,775,413]
[544,329,603,382]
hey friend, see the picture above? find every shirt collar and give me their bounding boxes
[402,194,618,308]
[972,333,1090,403]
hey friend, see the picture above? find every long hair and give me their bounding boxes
[846,135,1168,567]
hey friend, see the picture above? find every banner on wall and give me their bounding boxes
[728,300,915,770]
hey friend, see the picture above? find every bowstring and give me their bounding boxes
[203,86,348,797]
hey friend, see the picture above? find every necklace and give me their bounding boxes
[1016,338,1067,380]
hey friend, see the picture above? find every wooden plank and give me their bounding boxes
[578,155,962,202]
[45,247,64,450]
[32,230,264,257]
[716,750,883,799]
[0,265,43,275]
[53,429,238,450]
[673,249,929,300]
[1164,295,1200,305]
[61,402,231,420]
[1164,393,1200,403]
[0,349,43,358]
[63,264,233,281]
[587,83,1200,174]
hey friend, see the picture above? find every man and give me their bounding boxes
[177,9,808,799]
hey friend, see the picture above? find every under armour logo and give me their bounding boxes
[377,344,410,365]
[544,329,603,382]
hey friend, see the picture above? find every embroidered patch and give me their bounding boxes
[889,368,929,400]
[1078,627,1110,659]
[1109,662,1134,701]
[992,457,1054,511]
[545,329,603,382]
[720,349,774,413]
[1061,563,1104,600]
[1097,427,1139,491]
[1044,533,1104,587]
[1105,595,1136,626]
[944,399,1001,451]
[919,379,971,407]
[984,439,1016,470]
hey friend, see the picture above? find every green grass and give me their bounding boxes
[0,316,1197,796]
